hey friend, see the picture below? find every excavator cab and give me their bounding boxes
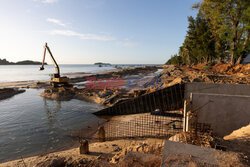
[40,43,70,87]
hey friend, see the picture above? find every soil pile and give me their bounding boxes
[41,63,249,105]
[224,124,250,144]
[211,63,250,74]
[0,138,164,167]
[0,88,25,101]
[40,87,79,101]
[158,63,250,86]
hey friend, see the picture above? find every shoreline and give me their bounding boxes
[0,65,157,88]
[0,112,166,166]
[0,112,164,165]
[0,63,249,166]
[0,137,165,166]
[1,113,249,166]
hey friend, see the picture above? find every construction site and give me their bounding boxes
[1,0,250,166]
[1,60,249,167]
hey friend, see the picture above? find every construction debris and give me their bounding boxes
[0,138,165,167]
[39,63,249,107]
[161,140,247,167]
[119,152,161,167]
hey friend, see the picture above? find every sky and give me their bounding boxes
[0,0,198,64]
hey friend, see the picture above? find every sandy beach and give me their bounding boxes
[1,0,250,165]
[0,64,250,166]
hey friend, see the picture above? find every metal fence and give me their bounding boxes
[94,84,184,116]
[93,84,185,140]
[103,113,183,140]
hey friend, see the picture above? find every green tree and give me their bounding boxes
[165,54,182,65]
[196,0,250,64]
[179,13,215,65]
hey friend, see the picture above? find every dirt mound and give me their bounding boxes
[40,87,79,101]
[0,88,25,100]
[211,63,232,73]
[163,155,212,167]
[40,63,249,105]
[159,64,250,87]
[224,124,250,144]
[211,63,250,74]
[162,140,247,167]
[0,138,165,167]
[240,63,250,73]
[192,63,210,70]
[119,152,161,167]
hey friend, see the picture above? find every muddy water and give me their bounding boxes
[0,89,104,163]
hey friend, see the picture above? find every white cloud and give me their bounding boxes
[42,0,59,3]
[118,36,138,47]
[117,41,138,47]
[33,0,59,3]
[47,18,66,27]
[50,29,116,41]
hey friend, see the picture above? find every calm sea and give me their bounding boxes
[0,89,104,163]
[0,64,148,83]
[0,64,156,163]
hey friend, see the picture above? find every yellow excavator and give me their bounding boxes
[40,43,70,87]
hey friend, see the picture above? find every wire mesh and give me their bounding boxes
[102,113,183,140]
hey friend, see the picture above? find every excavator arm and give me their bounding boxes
[40,43,60,77]
[39,43,70,87]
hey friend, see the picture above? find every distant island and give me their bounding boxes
[94,62,111,66]
[0,58,47,65]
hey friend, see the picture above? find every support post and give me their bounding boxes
[98,124,106,142]
[183,100,187,132]
[79,139,89,154]
[186,112,189,132]
[187,93,193,132]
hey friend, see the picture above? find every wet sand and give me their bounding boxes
[1,64,249,166]
[0,88,25,100]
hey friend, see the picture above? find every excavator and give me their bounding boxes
[40,43,70,87]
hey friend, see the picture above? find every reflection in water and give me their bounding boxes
[43,98,61,126]
[0,89,104,163]
[42,98,63,152]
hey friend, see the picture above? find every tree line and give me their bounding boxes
[0,58,47,65]
[166,0,249,65]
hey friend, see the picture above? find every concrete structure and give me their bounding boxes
[185,82,250,98]
[192,93,250,137]
[185,83,250,137]
[161,140,243,167]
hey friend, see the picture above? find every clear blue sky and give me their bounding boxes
[0,0,198,64]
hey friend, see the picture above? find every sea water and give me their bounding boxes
[0,64,114,83]
[0,64,149,83]
[0,64,157,163]
[0,89,104,163]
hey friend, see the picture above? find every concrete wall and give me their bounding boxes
[185,82,250,98]
[185,83,250,137]
[192,93,250,137]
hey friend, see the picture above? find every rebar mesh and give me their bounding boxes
[102,113,183,140]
